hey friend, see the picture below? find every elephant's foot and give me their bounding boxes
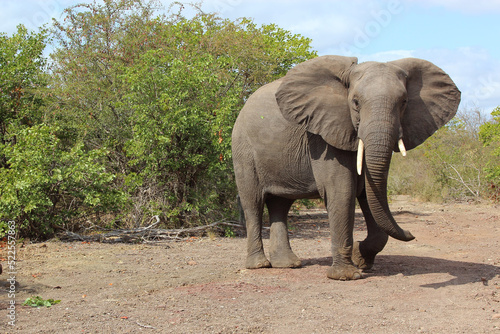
[352,241,376,271]
[327,263,363,280]
[245,252,271,269]
[269,250,302,268]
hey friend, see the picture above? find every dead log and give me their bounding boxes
[58,218,243,243]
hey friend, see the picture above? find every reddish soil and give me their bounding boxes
[1,196,499,333]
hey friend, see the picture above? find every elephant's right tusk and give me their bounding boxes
[357,139,364,175]
[398,138,407,157]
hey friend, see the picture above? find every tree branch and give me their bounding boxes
[58,218,243,243]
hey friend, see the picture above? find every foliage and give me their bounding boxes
[224,225,235,238]
[291,199,320,214]
[479,106,500,200]
[421,117,487,200]
[23,296,61,307]
[0,25,48,166]
[389,107,498,202]
[48,0,316,229]
[0,0,318,239]
[0,124,127,239]
[0,26,53,238]
[48,0,163,159]
[0,25,127,240]
[389,150,444,202]
[124,51,240,226]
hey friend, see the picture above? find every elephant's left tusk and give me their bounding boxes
[398,139,407,157]
[357,139,364,175]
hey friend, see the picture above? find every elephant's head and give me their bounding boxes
[275,55,461,241]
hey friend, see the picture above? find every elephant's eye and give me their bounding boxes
[352,98,360,110]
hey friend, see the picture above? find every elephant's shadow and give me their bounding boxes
[277,210,497,287]
[285,210,431,238]
[302,255,500,288]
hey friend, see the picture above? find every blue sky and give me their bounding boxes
[2,0,500,114]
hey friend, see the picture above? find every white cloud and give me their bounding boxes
[173,0,500,112]
[405,0,500,14]
[345,47,500,113]
[2,0,498,113]
[1,0,74,34]
[359,50,416,63]
[411,48,500,112]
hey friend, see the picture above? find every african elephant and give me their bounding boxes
[231,55,460,280]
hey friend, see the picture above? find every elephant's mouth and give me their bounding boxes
[356,138,406,176]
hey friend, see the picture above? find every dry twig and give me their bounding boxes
[59,218,242,243]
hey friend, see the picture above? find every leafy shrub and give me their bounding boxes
[48,0,317,230]
[389,108,495,202]
[0,125,127,239]
[389,151,446,202]
[0,1,317,239]
[479,106,500,201]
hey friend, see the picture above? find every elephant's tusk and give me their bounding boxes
[357,139,364,175]
[398,138,407,157]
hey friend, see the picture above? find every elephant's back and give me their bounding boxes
[232,80,316,198]
[233,79,303,148]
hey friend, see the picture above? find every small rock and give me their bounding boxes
[187,260,197,266]
[493,314,500,320]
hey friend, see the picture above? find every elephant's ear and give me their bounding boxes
[390,58,461,150]
[275,55,359,151]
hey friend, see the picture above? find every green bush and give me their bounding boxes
[0,125,127,239]
[389,108,495,202]
[48,1,316,229]
[0,1,316,239]
[389,151,446,202]
[124,52,240,226]
[479,106,500,201]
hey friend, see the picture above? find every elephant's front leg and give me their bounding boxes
[326,189,363,280]
[352,189,388,270]
[314,150,362,280]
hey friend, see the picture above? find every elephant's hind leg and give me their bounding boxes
[267,196,302,268]
[241,195,271,269]
[233,145,270,269]
[236,184,270,269]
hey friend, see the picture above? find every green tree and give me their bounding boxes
[0,125,126,239]
[479,106,500,200]
[0,25,127,239]
[389,108,494,202]
[122,13,316,226]
[124,52,238,225]
[0,25,48,167]
[48,0,316,228]
[48,0,163,166]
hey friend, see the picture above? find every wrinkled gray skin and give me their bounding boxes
[232,55,460,280]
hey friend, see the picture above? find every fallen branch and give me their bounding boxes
[58,219,243,243]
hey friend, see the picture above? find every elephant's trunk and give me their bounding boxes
[362,125,415,242]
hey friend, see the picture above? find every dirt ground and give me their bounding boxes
[1,196,499,333]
